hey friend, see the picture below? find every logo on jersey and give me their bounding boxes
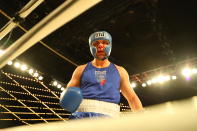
[95,71,106,86]
[95,32,105,38]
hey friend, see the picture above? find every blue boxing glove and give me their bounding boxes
[60,87,83,113]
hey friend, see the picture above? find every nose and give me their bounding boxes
[97,43,104,49]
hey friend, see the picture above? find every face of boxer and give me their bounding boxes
[89,31,112,60]
[91,40,109,60]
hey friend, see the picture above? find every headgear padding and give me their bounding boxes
[88,31,112,60]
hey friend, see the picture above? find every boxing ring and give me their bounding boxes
[0,0,197,130]
[1,96,197,131]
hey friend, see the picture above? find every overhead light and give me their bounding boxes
[14,62,20,68]
[131,82,137,88]
[142,83,147,87]
[151,78,157,84]
[38,76,43,80]
[151,75,171,84]
[57,84,62,88]
[185,76,191,81]
[157,76,165,83]
[182,68,192,77]
[192,68,197,74]
[21,64,28,71]
[7,61,13,65]
[53,81,58,86]
[164,75,171,81]
[33,72,39,77]
[171,75,177,80]
[147,80,152,85]
[28,69,34,74]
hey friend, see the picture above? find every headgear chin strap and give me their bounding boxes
[88,31,112,60]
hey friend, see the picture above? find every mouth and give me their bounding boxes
[96,51,106,57]
[97,50,104,53]
[97,51,105,54]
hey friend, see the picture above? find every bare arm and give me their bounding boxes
[118,66,143,111]
[66,64,86,88]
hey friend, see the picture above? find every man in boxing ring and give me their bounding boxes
[60,31,143,119]
[0,0,196,129]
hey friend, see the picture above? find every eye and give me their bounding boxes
[92,40,109,46]
[92,41,99,46]
[103,40,109,45]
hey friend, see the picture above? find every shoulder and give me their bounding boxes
[74,64,88,74]
[114,65,130,85]
[114,64,128,74]
[114,64,130,80]
[75,64,87,71]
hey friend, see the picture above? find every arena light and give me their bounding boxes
[151,77,157,84]
[159,75,170,83]
[61,87,65,91]
[157,76,165,83]
[164,75,171,81]
[6,59,44,81]
[14,62,20,68]
[131,82,137,88]
[186,76,191,81]
[182,68,192,77]
[33,72,39,77]
[150,75,171,84]
[171,75,177,80]
[142,83,147,87]
[38,76,43,80]
[28,69,34,74]
[146,80,152,85]
[51,80,65,90]
[7,61,13,65]
[192,68,197,74]
[52,81,58,86]
[21,64,28,71]
[57,84,62,88]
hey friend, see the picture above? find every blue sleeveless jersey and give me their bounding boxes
[80,62,121,104]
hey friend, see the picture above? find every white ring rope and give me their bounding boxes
[0,0,102,69]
